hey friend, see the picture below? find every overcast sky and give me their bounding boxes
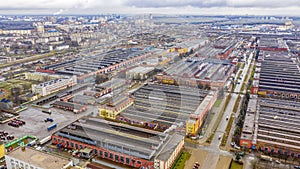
[0,0,300,16]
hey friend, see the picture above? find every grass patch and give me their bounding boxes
[232,95,241,113]
[235,70,242,83]
[171,151,191,169]
[220,116,234,146]
[214,99,222,107]
[241,57,255,93]
[230,161,243,169]
[206,94,231,143]
[241,63,245,69]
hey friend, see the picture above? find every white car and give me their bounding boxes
[234,145,241,150]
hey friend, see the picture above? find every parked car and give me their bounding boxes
[193,162,200,169]
[238,152,245,157]
[44,118,54,122]
[234,145,241,150]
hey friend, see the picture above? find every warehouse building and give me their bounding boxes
[258,38,288,51]
[126,66,156,81]
[71,95,95,105]
[5,147,73,169]
[157,58,234,88]
[251,51,300,100]
[51,101,87,113]
[38,49,152,84]
[240,97,300,158]
[51,117,184,169]
[240,95,258,149]
[196,46,224,59]
[32,76,77,96]
[186,91,217,136]
[117,83,215,135]
[94,78,126,97]
[99,94,134,120]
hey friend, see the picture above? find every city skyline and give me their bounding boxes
[0,0,300,16]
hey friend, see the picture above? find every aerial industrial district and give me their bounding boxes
[0,15,299,169]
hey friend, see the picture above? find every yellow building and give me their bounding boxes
[99,96,133,120]
[0,141,5,159]
[186,119,200,136]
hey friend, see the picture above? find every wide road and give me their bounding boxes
[200,93,238,169]
[234,51,254,93]
[190,51,255,169]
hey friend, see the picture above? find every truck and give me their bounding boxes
[38,136,52,145]
[42,110,52,115]
[259,155,272,162]
[47,123,57,131]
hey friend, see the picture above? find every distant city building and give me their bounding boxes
[36,25,45,34]
[0,29,32,35]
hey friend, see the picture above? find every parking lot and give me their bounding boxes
[0,103,98,141]
[255,159,300,169]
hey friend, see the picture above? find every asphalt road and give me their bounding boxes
[200,93,238,169]
[189,50,255,169]
[234,52,254,93]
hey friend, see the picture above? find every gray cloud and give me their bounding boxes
[0,0,299,15]
[124,0,300,8]
[124,0,226,8]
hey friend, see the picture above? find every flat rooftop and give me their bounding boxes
[95,78,126,89]
[128,66,155,74]
[257,51,300,94]
[165,58,233,82]
[54,49,149,75]
[7,147,71,169]
[54,117,184,160]
[120,83,208,126]
[256,97,300,150]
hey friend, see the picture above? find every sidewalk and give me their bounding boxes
[199,93,228,144]
[225,95,244,150]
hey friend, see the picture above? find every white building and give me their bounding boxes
[5,147,73,169]
[56,45,69,51]
[0,29,32,35]
[32,76,77,96]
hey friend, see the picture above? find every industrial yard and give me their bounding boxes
[0,12,300,169]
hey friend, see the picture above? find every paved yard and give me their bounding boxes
[185,148,208,169]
